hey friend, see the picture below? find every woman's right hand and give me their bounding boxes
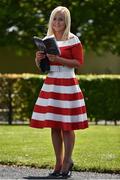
[35,51,45,66]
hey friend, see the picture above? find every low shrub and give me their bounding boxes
[0,74,120,124]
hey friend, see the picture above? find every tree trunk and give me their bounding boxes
[95,119,98,125]
[114,120,117,125]
[7,80,13,125]
[105,120,107,125]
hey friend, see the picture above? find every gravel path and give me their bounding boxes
[0,165,120,180]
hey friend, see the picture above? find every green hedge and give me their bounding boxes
[0,74,45,124]
[77,75,120,123]
[0,74,120,124]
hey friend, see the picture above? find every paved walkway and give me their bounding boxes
[0,165,120,179]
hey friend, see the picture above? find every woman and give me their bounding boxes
[30,6,88,178]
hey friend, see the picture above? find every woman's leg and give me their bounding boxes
[51,128,63,171]
[61,130,75,172]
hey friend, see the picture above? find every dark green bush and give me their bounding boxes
[0,74,44,124]
[78,75,120,123]
[0,74,120,124]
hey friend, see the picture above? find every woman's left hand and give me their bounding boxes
[47,54,58,62]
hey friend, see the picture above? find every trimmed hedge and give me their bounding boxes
[0,74,45,124]
[77,75,120,124]
[0,74,120,124]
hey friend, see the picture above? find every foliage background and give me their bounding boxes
[0,0,120,55]
[0,74,120,124]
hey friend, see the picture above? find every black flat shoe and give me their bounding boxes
[60,163,74,178]
[49,170,61,177]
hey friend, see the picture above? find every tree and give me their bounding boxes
[71,0,120,55]
[0,0,120,55]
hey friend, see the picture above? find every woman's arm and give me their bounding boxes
[47,54,81,68]
[47,41,84,68]
[35,51,45,69]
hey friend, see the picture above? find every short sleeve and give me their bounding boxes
[71,42,84,64]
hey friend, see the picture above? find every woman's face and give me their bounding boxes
[52,12,66,33]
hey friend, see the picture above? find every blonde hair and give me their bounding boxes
[47,6,71,40]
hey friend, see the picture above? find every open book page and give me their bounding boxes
[33,36,60,55]
[43,36,61,55]
[33,36,46,52]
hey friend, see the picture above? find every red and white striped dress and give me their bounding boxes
[30,34,88,131]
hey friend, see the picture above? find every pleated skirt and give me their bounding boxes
[30,67,88,131]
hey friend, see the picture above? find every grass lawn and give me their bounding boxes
[0,124,120,173]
